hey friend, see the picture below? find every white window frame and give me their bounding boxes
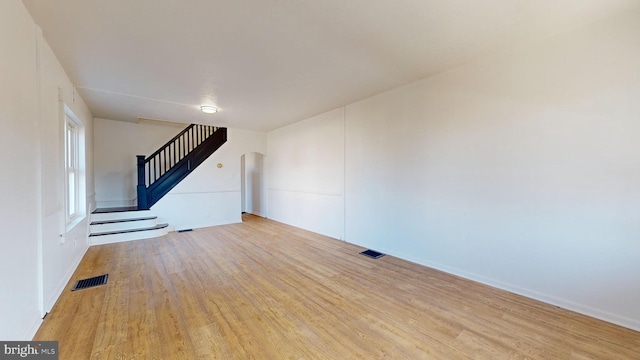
[64,109,82,225]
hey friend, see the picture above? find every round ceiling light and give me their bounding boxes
[200,105,218,114]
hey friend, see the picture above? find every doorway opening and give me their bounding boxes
[240,152,265,219]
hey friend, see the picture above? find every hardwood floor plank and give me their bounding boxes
[35,214,640,359]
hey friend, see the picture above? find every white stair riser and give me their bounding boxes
[90,218,158,233]
[89,227,168,246]
[91,210,153,222]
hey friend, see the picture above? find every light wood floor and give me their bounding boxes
[35,214,640,359]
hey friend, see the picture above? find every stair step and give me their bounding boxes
[90,216,157,226]
[89,223,169,237]
[93,206,141,213]
[90,216,159,233]
[91,209,153,222]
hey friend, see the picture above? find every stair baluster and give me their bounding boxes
[136,124,227,210]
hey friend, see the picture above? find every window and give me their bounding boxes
[64,111,82,224]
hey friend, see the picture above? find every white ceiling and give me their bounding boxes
[22,0,640,131]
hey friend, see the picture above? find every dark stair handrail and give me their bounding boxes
[136,124,227,209]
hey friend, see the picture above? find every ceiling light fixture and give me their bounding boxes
[200,105,218,114]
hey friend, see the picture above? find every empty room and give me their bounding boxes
[2,0,640,358]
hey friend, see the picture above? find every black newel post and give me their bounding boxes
[136,155,149,209]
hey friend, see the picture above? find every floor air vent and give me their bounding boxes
[360,249,385,259]
[71,274,108,291]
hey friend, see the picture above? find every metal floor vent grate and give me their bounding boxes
[360,249,385,259]
[71,274,108,291]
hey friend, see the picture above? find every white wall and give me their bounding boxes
[93,121,267,230]
[38,35,94,313]
[0,0,40,340]
[0,0,94,339]
[348,10,640,330]
[94,118,187,207]
[268,11,640,331]
[267,108,345,239]
[153,128,267,230]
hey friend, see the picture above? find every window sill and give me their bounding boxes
[66,214,86,233]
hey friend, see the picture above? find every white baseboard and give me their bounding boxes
[420,258,640,332]
[23,318,43,340]
[45,246,89,312]
[246,211,265,218]
[349,240,640,332]
[87,193,97,213]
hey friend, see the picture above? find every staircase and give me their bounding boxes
[137,124,227,210]
[89,124,227,244]
[89,207,168,245]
